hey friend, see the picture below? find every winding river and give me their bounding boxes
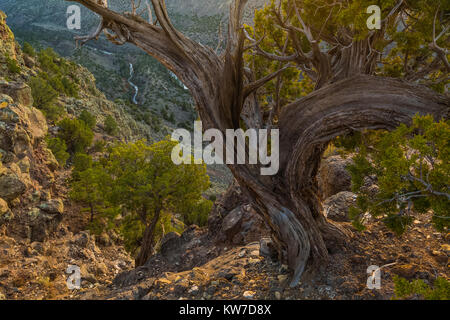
[128,63,139,104]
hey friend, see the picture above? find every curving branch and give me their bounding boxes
[430,8,450,72]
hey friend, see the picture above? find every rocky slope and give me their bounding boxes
[75,153,448,301]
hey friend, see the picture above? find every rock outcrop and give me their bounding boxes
[208,181,270,245]
[323,191,357,222]
[0,86,62,242]
[317,155,353,199]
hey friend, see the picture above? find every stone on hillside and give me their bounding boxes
[0,94,47,154]
[17,156,30,173]
[188,285,199,294]
[72,231,91,248]
[39,199,64,214]
[23,54,35,68]
[96,262,108,276]
[259,237,277,260]
[0,82,33,108]
[323,191,357,222]
[97,232,111,246]
[42,147,59,171]
[221,206,244,238]
[219,204,269,245]
[318,155,353,199]
[160,232,182,263]
[0,172,26,201]
[243,290,256,299]
[391,264,418,279]
[0,197,8,215]
[30,206,64,242]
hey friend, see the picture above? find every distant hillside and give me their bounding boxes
[0,3,233,194]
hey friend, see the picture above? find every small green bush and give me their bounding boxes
[57,118,94,154]
[104,115,118,136]
[79,110,96,129]
[72,152,93,180]
[91,140,106,153]
[22,42,35,57]
[393,276,450,300]
[6,57,21,74]
[341,115,450,234]
[30,75,58,109]
[46,137,69,167]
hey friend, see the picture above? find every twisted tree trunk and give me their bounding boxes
[136,209,161,266]
[70,0,449,286]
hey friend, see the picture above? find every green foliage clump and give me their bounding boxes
[341,115,449,234]
[72,153,93,180]
[36,47,79,98]
[70,163,109,222]
[78,110,96,129]
[29,75,66,122]
[105,139,211,256]
[22,42,35,57]
[91,140,106,153]
[46,137,69,167]
[6,56,21,74]
[393,276,450,300]
[182,199,213,227]
[104,115,118,136]
[29,75,57,109]
[57,118,94,154]
[69,138,212,262]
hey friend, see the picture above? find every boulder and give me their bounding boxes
[209,181,269,245]
[23,54,35,68]
[30,207,64,242]
[0,93,47,153]
[208,180,248,236]
[221,206,244,239]
[17,156,30,174]
[72,231,91,248]
[42,147,59,171]
[391,264,418,279]
[0,172,26,201]
[160,232,183,264]
[39,199,64,214]
[323,191,357,222]
[259,237,278,260]
[318,155,353,199]
[0,197,9,215]
[0,82,32,108]
[0,197,8,212]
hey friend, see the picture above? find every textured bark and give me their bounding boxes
[70,0,450,286]
[135,209,161,266]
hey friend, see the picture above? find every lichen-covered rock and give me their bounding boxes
[0,172,26,201]
[0,197,9,215]
[0,11,17,59]
[39,199,64,214]
[323,191,357,222]
[30,209,63,242]
[42,147,59,171]
[23,54,35,68]
[0,93,47,155]
[0,82,32,108]
[17,156,30,174]
[72,231,91,248]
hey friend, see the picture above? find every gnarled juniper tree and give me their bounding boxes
[69,0,449,286]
